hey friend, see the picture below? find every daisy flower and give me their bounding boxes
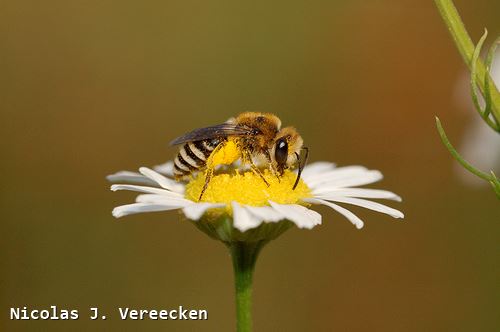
[108,160,403,234]
[108,159,403,332]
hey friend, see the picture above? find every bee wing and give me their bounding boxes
[169,123,253,146]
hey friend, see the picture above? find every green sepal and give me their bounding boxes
[188,211,294,244]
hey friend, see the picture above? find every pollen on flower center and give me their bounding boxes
[184,169,312,206]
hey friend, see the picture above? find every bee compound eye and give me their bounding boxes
[275,138,288,166]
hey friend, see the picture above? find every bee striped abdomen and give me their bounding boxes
[173,139,221,178]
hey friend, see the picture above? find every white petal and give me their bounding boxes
[135,194,192,205]
[106,171,157,186]
[268,201,321,229]
[139,167,184,193]
[324,197,404,219]
[302,166,368,186]
[111,184,180,196]
[301,162,336,178]
[313,188,402,201]
[245,205,285,223]
[232,202,263,232]
[304,197,364,229]
[183,202,225,220]
[112,203,183,218]
[153,161,175,176]
[312,170,383,189]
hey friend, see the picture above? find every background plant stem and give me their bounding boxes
[434,0,500,122]
[435,117,492,181]
[229,241,266,332]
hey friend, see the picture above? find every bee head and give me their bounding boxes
[273,127,303,175]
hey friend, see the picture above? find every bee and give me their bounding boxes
[169,112,309,200]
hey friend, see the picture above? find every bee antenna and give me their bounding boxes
[292,147,309,190]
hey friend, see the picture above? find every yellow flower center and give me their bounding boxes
[185,169,312,206]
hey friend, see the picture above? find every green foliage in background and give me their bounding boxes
[434,0,500,198]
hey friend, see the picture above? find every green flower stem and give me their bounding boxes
[229,241,266,332]
[434,0,500,123]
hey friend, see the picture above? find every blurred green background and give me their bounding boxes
[1,0,499,331]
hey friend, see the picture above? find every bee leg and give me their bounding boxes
[250,164,269,187]
[245,154,270,187]
[264,150,280,182]
[198,142,225,201]
[199,167,214,201]
[272,165,280,182]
